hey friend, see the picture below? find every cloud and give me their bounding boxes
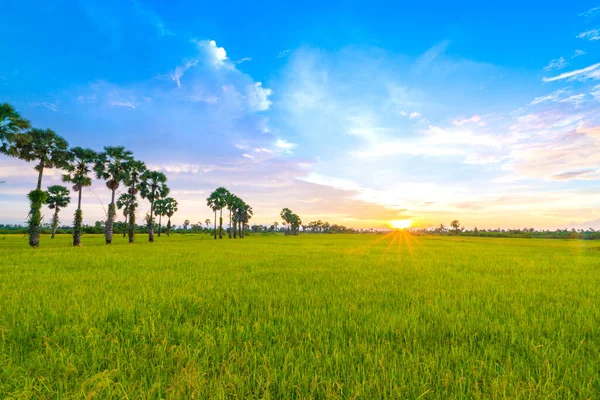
[171,60,198,88]
[275,139,297,152]
[131,0,173,37]
[579,6,600,18]
[577,28,600,41]
[108,100,137,109]
[409,112,421,119]
[544,57,567,71]
[234,57,252,64]
[551,169,595,180]
[277,50,290,58]
[453,115,483,126]
[196,40,228,67]
[542,63,600,82]
[30,102,59,111]
[413,40,450,73]
[530,88,569,105]
[572,49,586,58]
[247,82,272,111]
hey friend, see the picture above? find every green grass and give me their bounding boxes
[1,233,599,399]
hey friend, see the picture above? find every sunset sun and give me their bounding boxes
[390,219,412,230]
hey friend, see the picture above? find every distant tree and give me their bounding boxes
[450,220,461,234]
[274,221,279,232]
[206,187,228,239]
[184,219,190,231]
[117,193,137,238]
[154,198,167,237]
[122,159,146,243]
[140,170,169,242]
[94,146,133,244]
[46,185,70,239]
[2,127,70,247]
[205,219,211,229]
[63,147,97,246]
[163,197,178,236]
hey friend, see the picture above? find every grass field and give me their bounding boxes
[1,233,599,399]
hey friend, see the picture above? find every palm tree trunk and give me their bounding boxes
[158,214,162,237]
[73,190,83,246]
[36,163,44,190]
[233,218,237,238]
[213,209,217,240]
[51,208,59,239]
[167,216,171,236]
[105,189,116,244]
[148,204,155,242]
[128,204,136,243]
[228,209,232,238]
[123,213,127,237]
[219,209,223,239]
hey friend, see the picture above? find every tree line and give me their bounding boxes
[1,103,179,247]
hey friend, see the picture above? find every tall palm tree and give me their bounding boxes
[46,185,70,239]
[226,192,240,239]
[281,208,292,236]
[2,128,70,247]
[122,159,146,243]
[140,170,169,242]
[163,197,178,236]
[0,103,30,153]
[206,187,228,239]
[205,219,210,229]
[154,198,167,237]
[117,193,137,238]
[239,202,253,238]
[62,147,96,246]
[94,146,133,244]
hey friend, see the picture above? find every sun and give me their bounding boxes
[390,219,412,230]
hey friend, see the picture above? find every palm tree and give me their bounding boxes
[231,196,244,238]
[117,193,137,238]
[206,187,228,239]
[281,208,292,236]
[184,219,190,231]
[46,185,70,239]
[2,128,70,247]
[154,198,166,237]
[140,170,169,242]
[163,197,178,236]
[62,147,96,246]
[122,159,146,243]
[239,202,253,238]
[205,219,210,229]
[0,103,30,153]
[94,146,133,244]
[274,221,279,232]
[226,192,243,239]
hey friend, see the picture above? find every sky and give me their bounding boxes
[1,0,600,230]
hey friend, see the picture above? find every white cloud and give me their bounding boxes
[413,40,450,73]
[30,102,59,111]
[234,57,252,64]
[275,139,297,152]
[409,112,421,119]
[108,100,136,109]
[171,60,198,88]
[544,57,567,71]
[577,28,600,41]
[579,7,600,18]
[196,39,228,67]
[572,49,586,58]
[247,82,272,111]
[277,50,290,58]
[530,88,568,105]
[543,63,600,82]
[453,115,483,126]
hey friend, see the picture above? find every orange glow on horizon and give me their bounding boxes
[390,219,412,229]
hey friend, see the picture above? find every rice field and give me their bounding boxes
[0,233,599,399]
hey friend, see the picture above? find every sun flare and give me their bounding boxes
[390,219,412,229]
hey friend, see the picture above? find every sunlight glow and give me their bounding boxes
[390,219,412,229]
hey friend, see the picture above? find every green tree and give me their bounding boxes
[163,198,178,236]
[205,219,211,229]
[0,103,31,152]
[184,219,190,231]
[2,128,70,247]
[206,187,228,239]
[154,198,167,237]
[140,170,169,242]
[122,159,146,243]
[450,220,461,234]
[94,146,133,244]
[46,185,70,239]
[225,191,238,239]
[117,193,137,238]
[62,147,96,246]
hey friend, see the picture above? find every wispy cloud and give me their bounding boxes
[234,57,252,64]
[579,6,600,18]
[577,28,600,41]
[542,63,600,82]
[171,60,198,88]
[275,139,297,152]
[544,57,567,71]
[247,82,272,111]
[29,102,59,111]
[572,49,586,58]
[277,49,290,58]
[413,40,450,73]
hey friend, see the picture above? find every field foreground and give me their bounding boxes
[0,233,599,399]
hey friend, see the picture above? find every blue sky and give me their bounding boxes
[1,0,600,229]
